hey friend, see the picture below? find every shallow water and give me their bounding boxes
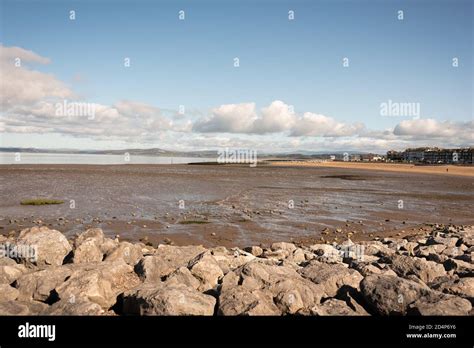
[0,163,473,247]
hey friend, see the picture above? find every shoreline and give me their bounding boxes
[0,224,472,316]
[267,161,474,177]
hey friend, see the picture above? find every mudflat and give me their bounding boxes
[1,163,473,247]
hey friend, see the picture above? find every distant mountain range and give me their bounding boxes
[0,147,382,158]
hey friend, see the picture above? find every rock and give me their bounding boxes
[432,277,474,303]
[55,260,140,309]
[135,245,207,282]
[311,298,367,316]
[262,249,290,261]
[360,274,429,315]
[74,228,104,248]
[427,235,459,248]
[244,246,263,257]
[218,287,280,316]
[210,247,255,274]
[105,242,142,266]
[46,298,105,315]
[408,292,472,315]
[123,283,216,315]
[384,255,446,283]
[299,261,363,298]
[309,244,343,263]
[0,300,48,315]
[16,266,72,302]
[15,226,72,267]
[73,239,103,264]
[0,283,19,302]
[0,260,28,284]
[188,252,224,291]
[164,267,200,290]
[271,242,296,252]
[415,244,446,258]
[444,259,474,277]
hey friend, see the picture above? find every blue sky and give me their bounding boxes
[0,0,472,152]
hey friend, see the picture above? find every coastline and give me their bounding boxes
[0,224,472,315]
[267,161,474,177]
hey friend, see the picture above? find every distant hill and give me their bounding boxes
[0,147,383,158]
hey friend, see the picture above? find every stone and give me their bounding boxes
[218,287,280,316]
[432,277,474,303]
[164,267,200,290]
[16,266,72,302]
[384,255,446,283]
[408,292,472,315]
[210,247,255,274]
[0,300,48,315]
[105,242,142,266]
[73,239,103,264]
[46,298,105,315]
[244,246,263,257]
[299,261,363,298]
[188,252,224,291]
[444,259,474,277]
[15,226,72,267]
[55,260,140,309]
[0,283,19,302]
[123,283,216,315]
[74,228,104,248]
[0,262,28,284]
[360,274,429,315]
[271,242,297,252]
[311,298,366,316]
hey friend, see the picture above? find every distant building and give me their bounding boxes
[387,147,473,164]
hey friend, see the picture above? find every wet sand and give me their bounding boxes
[0,163,473,247]
[269,161,474,177]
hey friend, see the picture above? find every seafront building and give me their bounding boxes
[386,147,473,164]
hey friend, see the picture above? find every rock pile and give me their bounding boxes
[0,225,472,315]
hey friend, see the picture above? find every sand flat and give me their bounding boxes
[268,161,474,177]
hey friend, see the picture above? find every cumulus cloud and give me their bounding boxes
[193,100,363,137]
[1,44,472,152]
[394,118,473,143]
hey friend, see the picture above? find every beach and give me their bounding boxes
[1,163,473,247]
[269,161,474,177]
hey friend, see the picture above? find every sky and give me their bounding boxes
[0,0,472,153]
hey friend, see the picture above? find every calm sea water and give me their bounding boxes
[0,152,216,165]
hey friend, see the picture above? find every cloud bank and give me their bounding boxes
[1,44,472,152]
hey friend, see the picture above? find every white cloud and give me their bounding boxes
[394,118,473,143]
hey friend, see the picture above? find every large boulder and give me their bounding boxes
[73,239,103,264]
[0,300,48,315]
[298,261,363,298]
[383,255,446,283]
[432,277,474,304]
[311,298,368,316]
[105,242,142,266]
[135,245,207,282]
[55,260,140,309]
[408,292,472,315]
[123,283,216,315]
[16,266,72,302]
[360,274,429,315]
[0,257,28,284]
[217,286,280,316]
[188,252,224,291]
[0,283,20,302]
[15,227,72,267]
